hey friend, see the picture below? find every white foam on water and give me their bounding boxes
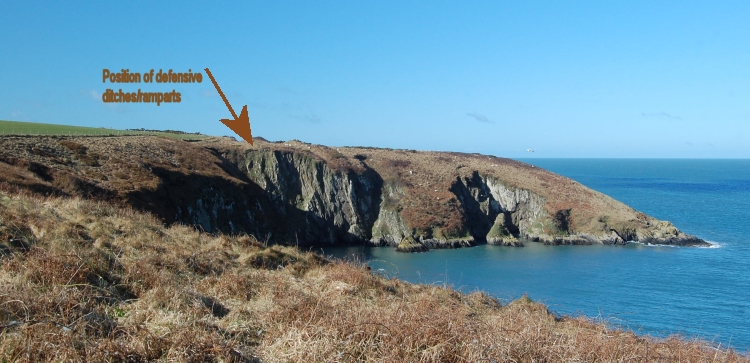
[698,241,722,249]
[629,241,677,248]
[629,240,722,249]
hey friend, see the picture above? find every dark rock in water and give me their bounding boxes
[396,236,428,252]
[487,237,524,247]
[634,221,711,247]
[535,235,596,246]
[421,237,475,249]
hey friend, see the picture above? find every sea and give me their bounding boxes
[322,159,750,352]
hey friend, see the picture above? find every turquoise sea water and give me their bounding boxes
[322,159,750,352]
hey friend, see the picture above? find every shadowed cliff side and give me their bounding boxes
[215,138,708,249]
[0,135,708,249]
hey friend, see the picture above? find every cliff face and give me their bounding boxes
[219,140,707,249]
[233,148,383,245]
[0,135,708,250]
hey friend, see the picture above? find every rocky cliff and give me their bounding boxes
[0,135,708,250]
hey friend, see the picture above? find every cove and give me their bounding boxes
[323,158,750,352]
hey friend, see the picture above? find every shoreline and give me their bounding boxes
[320,239,741,351]
[1,191,747,361]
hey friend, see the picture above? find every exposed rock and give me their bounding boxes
[635,221,708,246]
[233,148,382,245]
[486,214,524,246]
[487,236,524,247]
[396,236,428,252]
[420,237,475,249]
[0,135,710,251]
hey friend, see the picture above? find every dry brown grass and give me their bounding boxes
[0,190,747,362]
[0,135,246,198]
[0,135,674,242]
[218,138,648,236]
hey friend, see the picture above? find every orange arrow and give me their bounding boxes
[204,68,253,144]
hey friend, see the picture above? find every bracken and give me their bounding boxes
[0,190,747,362]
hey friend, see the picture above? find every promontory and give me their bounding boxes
[0,135,708,251]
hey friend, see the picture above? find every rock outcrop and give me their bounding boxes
[396,236,429,252]
[0,135,710,250]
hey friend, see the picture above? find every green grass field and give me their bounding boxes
[0,120,207,140]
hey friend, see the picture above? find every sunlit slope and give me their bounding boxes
[0,120,205,140]
[0,192,743,362]
[0,134,705,249]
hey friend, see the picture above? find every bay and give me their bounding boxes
[322,159,750,351]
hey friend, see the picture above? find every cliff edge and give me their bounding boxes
[0,135,708,249]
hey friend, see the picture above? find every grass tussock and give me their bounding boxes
[0,191,747,362]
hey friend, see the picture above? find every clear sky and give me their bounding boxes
[1,1,748,158]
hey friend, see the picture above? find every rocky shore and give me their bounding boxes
[0,135,709,252]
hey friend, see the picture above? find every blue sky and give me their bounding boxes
[1,1,748,158]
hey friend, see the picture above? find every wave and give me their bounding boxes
[698,241,722,249]
[628,241,722,249]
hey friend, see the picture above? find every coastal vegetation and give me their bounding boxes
[0,120,205,140]
[0,133,706,254]
[0,125,738,360]
[1,190,747,362]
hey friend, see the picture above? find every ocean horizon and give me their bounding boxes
[324,158,750,352]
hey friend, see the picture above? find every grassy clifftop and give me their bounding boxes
[0,191,746,362]
[217,137,704,246]
[0,134,705,248]
[0,120,206,140]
